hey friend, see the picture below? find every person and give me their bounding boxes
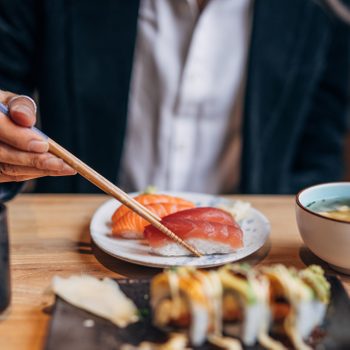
[0,0,349,200]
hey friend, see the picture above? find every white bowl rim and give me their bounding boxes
[296,181,350,225]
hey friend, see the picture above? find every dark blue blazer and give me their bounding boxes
[0,0,349,198]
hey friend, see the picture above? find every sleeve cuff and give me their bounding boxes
[0,182,25,201]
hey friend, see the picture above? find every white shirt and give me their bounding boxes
[119,0,253,194]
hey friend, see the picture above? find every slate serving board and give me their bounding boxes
[45,276,350,350]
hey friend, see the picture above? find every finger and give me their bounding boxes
[0,142,75,173]
[0,115,48,153]
[0,91,36,127]
[0,164,76,178]
[0,90,16,103]
[8,95,37,127]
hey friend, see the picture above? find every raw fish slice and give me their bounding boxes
[112,194,195,222]
[112,203,194,239]
[144,218,243,256]
[164,207,237,226]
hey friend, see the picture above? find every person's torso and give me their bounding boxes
[32,0,338,194]
[119,0,253,194]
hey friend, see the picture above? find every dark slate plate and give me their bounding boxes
[45,276,350,350]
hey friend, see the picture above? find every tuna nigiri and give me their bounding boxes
[112,202,194,239]
[144,207,243,256]
[163,207,237,226]
[112,194,195,223]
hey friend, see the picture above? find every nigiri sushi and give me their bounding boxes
[112,194,195,223]
[144,207,243,256]
[164,207,236,225]
[112,202,194,239]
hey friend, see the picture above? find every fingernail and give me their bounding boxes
[12,104,34,116]
[28,140,49,153]
[43,158,64,171]
[61,163,77,175]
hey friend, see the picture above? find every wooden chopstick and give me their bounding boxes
[0,101,201,257]
[48,139,202,257]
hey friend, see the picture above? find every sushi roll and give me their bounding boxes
[219,264,284,349]
[144,207,244,256]
[150,267,222,346]
[298,265,330,337]
[262,264,330,350]
[149,264,330,349]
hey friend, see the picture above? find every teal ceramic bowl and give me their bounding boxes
[296,182,350,274]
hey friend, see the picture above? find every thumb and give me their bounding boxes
[8,95,37,128]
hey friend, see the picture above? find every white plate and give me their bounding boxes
[90,192,270,268]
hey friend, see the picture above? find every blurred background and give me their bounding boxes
[324,1,350,181]
[0,0,350,195]
[345,130,350,180]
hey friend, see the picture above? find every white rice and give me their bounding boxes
[119,231,142,239]
[151,238,236,256]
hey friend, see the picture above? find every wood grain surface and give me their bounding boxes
[0,194,349,350]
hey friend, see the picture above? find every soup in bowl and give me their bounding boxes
[296,182,350,274]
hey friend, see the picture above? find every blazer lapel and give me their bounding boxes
[67,0,140,191]
[241,0,330,193]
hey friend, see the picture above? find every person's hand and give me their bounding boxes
[0,90,76,182]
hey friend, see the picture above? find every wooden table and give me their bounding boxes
[0,194,349,350]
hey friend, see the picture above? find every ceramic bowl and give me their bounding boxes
[296,182,350,274]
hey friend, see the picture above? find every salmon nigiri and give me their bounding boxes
[112,202,194,239]
[144,207,243,256]
[112,194,195,223]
